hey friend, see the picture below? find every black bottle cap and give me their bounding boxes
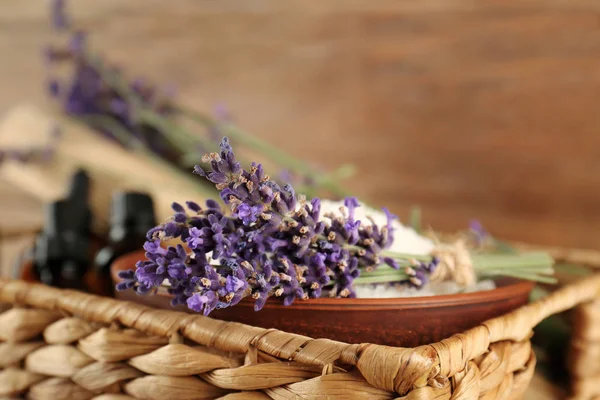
[42,199,70,236]
[65,168,92,235]
[67,168,89,205]
[37,199,90,262]
[110,191,156,235]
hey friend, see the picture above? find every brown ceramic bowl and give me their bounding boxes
[112,250,534,347]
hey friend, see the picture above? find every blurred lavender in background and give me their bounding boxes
[42,0,355,200]
[0,125,61,165]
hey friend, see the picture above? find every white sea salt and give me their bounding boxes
[319,200,435,255]
[317,200,496,298]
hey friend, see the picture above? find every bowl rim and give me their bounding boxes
[112,250,534,311]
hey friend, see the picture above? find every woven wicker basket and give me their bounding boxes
[532,246,600,400]
[1,277,600,400]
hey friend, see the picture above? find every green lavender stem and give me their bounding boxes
[178,107,353,198]
[410,206,422,233]
[355,251,555,285]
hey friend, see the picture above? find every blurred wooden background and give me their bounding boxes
[2,0,600,250]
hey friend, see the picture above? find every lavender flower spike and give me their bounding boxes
[118,137,437,314]
[50,0,69,31]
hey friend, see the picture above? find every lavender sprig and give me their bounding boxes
[117,137,438,315]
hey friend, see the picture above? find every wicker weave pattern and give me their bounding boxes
[1,278,599,400]
[522,245,600,400]
[570,298,600,400]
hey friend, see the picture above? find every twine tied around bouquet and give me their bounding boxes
[429,239,476,287]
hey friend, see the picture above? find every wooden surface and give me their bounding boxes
[2,1,600,250]
[0,179,43,236]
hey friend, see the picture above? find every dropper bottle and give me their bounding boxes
[33,169,92,289]
[92,191,156,296]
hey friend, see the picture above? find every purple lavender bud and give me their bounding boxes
[281,184,296,210]
[414,269,428,287]
[254,293,268,312]
[187,291,217,315]
[383,257,399,270]
[207,172,228,184]
[273,198,289,215]
[344,197,360,220]
[164,221,183,237]
[193,165,207,177]
[266,237,288,251]
[186,227,203,249]
[50,0,69,31]
[168,263,187,279]
[305,223,320,238]
[115,280,135,291]
[426,257,440,273]
[382,207,397,247]
[143,239,166,256]
[176,244,187,260]
[68,31,87,55]
[171,202,185,213]
[310,253,326,270]
[344,219,361,245]
[187,295,205,313]
[173,213,188,223]
[258,184,274,204]
[155,258,167,275]
[310,198,321,221]
[348,257,359,270]
[146,226,163,240]
[220,136,233,153]
[254,163,265,181]
[217,137,242,175]
[117,269,135,280]
[225,275,245,293]
[236,203,263,226]
[186,201,202,213]
[206,199,221,209]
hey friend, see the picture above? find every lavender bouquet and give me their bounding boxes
[116,138,555,315]
[42,0,353,200]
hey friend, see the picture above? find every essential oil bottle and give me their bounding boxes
[92,191,156,296]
